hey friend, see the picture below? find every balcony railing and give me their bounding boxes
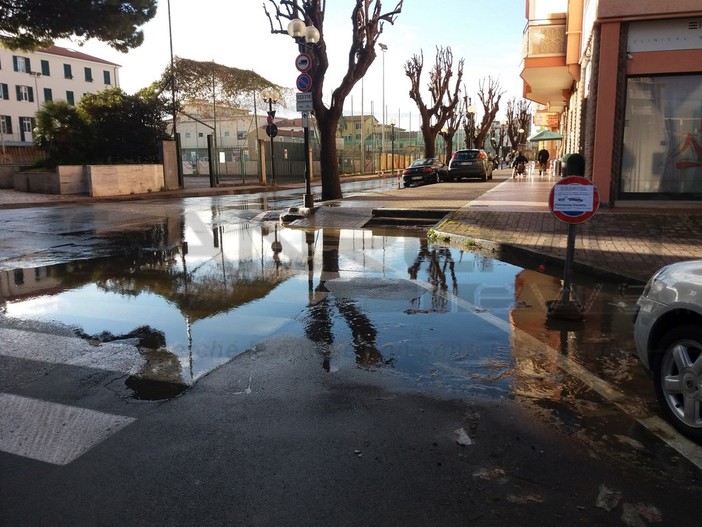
[522,19,567,58]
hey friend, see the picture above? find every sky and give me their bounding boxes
[56,0,526,128]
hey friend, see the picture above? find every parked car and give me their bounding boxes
[633,260,702,441]
[401,158,447,187]
[446,149,493,182]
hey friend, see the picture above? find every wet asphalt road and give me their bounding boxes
[1,178,701,526]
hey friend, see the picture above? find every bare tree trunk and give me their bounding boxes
[318,115,342,200]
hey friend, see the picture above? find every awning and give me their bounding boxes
[528,130,563,142]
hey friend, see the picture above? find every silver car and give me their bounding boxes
[633,260,702,441]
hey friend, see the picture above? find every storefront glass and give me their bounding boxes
[621,74,702,197]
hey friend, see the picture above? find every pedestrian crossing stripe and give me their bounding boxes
[0,393,135,466]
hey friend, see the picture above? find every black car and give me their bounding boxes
[402,158,447,187]
[446,149,493,182]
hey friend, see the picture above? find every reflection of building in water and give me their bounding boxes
[1,266,65,303]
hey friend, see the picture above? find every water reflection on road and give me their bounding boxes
[1,203,648,415]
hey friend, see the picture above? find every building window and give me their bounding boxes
[12,55,30,72]
[16,85,33,102]
[41,60,50,76]
[20,117,34,143]
[63,64,72,79]
[103,70,111,85]
[0,116,12,134]
[43,88,52,101]
[84,67,93,82]
[185,133,191,138]
[237,131,247,140]
[621,74,702,197]
[224,131,230,137]
[198,132,204,138]
[14,269,24,286]
[0,83,8,100]
[66,91,75,106]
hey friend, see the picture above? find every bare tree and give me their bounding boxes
[505,97,531,155]
[405,46,464,158]
[472,76,505,149]
[438,95,466,164]
[264,0,403,201]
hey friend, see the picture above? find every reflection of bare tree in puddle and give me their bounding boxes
[407,239,457,312]
[303,230,382,371]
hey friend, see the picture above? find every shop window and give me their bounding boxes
[621,74,702,197]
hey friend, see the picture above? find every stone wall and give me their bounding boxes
[12,171,60,193]
[58,165,89,194]
[88,165,164,197]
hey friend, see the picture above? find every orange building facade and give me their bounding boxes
[521,0,702,206]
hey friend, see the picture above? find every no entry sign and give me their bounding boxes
[548,176,600,224]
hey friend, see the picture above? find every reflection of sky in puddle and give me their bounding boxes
[2,227,640,399]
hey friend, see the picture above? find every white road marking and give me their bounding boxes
[0,393,135,465]
[0,327,144,375]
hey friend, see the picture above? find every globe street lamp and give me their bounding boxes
[288,18,320,209]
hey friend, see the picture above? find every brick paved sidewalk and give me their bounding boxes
[434,175,702,284]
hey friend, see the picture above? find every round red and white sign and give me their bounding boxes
[548,176,600,224]
[295,53,312,73]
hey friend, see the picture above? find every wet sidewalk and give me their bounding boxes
[437,172,702,283]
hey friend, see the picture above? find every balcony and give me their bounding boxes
[520,17,574,112]
[522,19,567,58]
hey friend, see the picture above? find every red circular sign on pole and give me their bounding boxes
[548,176,600,224]
[295,53,312,73]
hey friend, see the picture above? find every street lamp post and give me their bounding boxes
[288,18,320,209]
[466,98,476,149]
[379,43,387,171]
[29,72,41,111]
[390,119,396,183]
[262,91,277,186]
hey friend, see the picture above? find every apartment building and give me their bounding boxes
[520,0,702,205]
[0,42,120,147]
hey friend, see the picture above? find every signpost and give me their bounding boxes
[296,92,313,112]
[547,176,600,320]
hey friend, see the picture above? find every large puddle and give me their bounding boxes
[0,217,650,411]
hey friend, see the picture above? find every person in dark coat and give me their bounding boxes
[512,151,529,177]
[537,148,550,175]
